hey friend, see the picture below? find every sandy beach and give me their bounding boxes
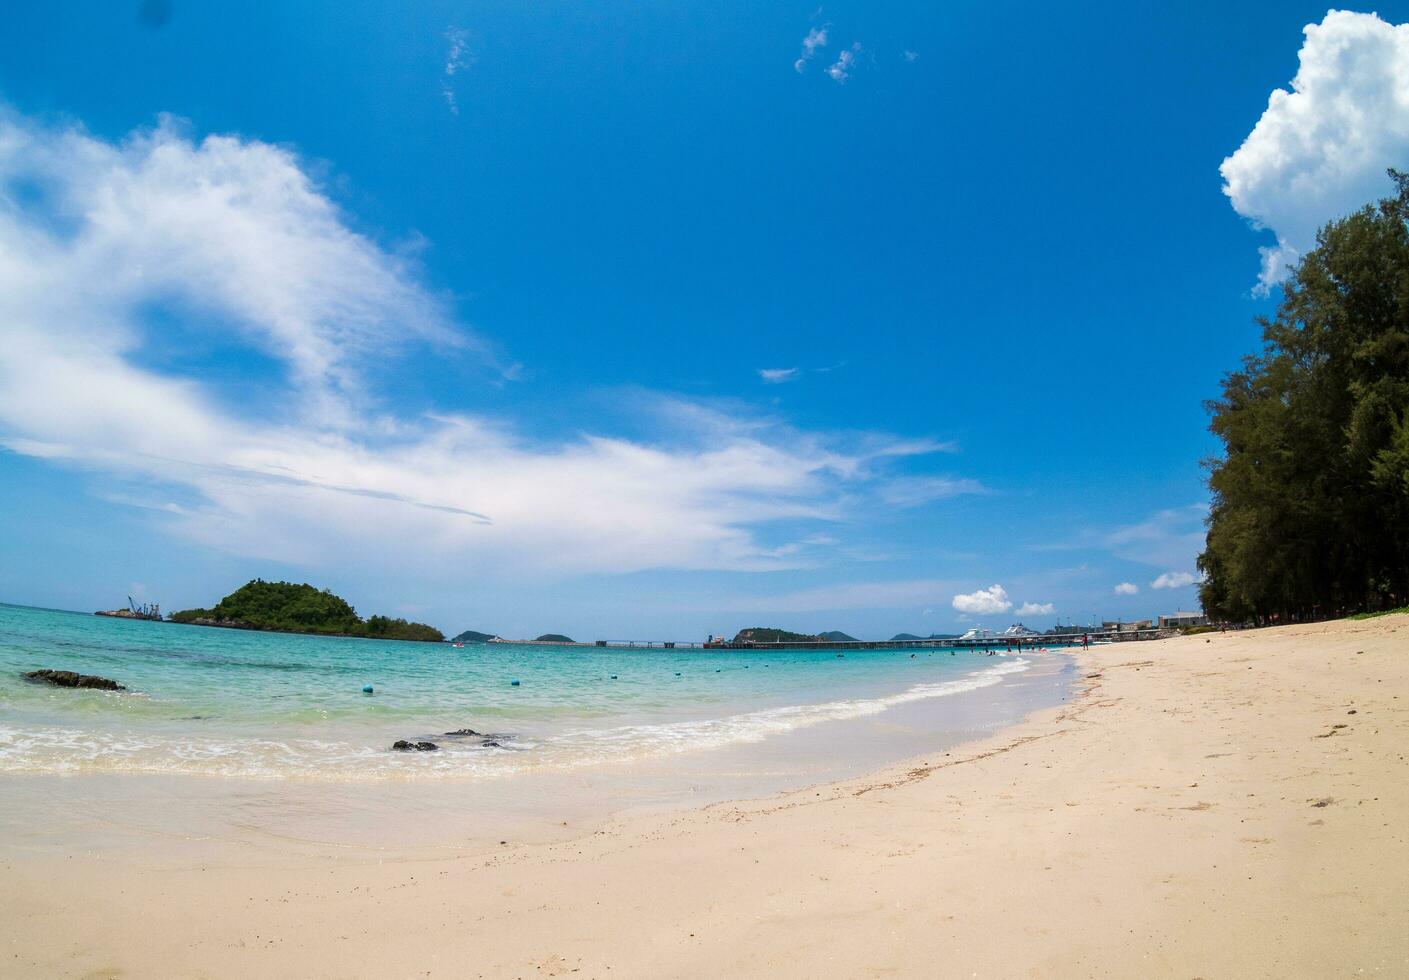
[3,613,1406,978]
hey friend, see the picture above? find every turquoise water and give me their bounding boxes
[0,603,1067,781]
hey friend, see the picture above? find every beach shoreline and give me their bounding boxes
[2,614,1406,977]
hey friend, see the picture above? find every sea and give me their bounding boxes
[0,602,1075,852]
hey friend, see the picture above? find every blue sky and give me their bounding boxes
[2,2,1407,638]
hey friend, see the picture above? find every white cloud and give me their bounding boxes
[1151,571,1197,590]
[1221,11,1409,293]
[903,50,919,62]
[951,584,1012,616]
[758,367,799,384]
[879,476,985,508]
[442,27,472,114]
[794,27,828,72]
[0,109,948,582]
[1015,601,1054,617]
[1114,582,1139,595]
[827,45,860,83]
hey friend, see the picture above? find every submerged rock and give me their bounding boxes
[391,739,439,752]
[24,669,125,691]
[443,728,481,737]
[481,740,502,748]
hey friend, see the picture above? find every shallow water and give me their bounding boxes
[0,603,1071,783]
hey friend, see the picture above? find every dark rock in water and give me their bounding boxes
[24,669,125,691]
[481,740,502,748]
[391,739,439,751]
[443,728,481,737]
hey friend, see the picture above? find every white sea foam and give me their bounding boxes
[0,659,1032,780]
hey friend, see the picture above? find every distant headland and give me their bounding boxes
[168,579,444,642]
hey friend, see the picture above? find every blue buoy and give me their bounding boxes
[362,684,374,694]
[510,679,520,686]
[715,668,721,672]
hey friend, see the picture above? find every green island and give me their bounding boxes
[452,629,497,643]
[169,579,444,642]
[731,627,821,643]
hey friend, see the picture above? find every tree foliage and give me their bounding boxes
[1199,171,1409,622]
[170,579,444,642]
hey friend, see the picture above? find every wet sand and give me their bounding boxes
[2,614,1406,978]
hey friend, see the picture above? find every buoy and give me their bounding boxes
[362,684,374,694]
[675,671,681,676]
[715,668,721,673]
[610,674,618,680]
[510,679,520,686]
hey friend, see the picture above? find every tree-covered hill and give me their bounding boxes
[1199,171,1409,622]
[452,629,497,643]
[731,627,821,644]
[170,580,444,642]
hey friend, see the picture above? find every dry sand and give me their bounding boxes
[3,614,1407,978]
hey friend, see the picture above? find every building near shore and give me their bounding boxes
[1158,611,1208,629]
[1102,619,1153,633]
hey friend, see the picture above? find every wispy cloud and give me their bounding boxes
[902,50,919,62]
[759,367,799,384]
[0,108,953,582]
[1102,504,1208,569]
[712,578,955,613]
[758,363,848,384]
[827,44,861,83]
[879,476,985,508]
[442,27,472,114]
[1114,582,1139,595]
[794,26,829,72]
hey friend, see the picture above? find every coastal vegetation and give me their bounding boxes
[1199,171,1409,623]
[169,580,444,642]
[535,633,574,643]
[730,627,820,644]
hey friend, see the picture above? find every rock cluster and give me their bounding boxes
[391,739,438,751]
[23,669,125,691]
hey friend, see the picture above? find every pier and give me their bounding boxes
[486,628,1172,652]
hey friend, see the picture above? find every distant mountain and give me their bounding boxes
[819,630,858,641]
[535,633,574,643]
[890,632,923,641]
[452,629,496,643]
[890,632,960,641]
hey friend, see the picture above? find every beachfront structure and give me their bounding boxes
[1102,619,1154,633]
[1158,611,1208,629]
